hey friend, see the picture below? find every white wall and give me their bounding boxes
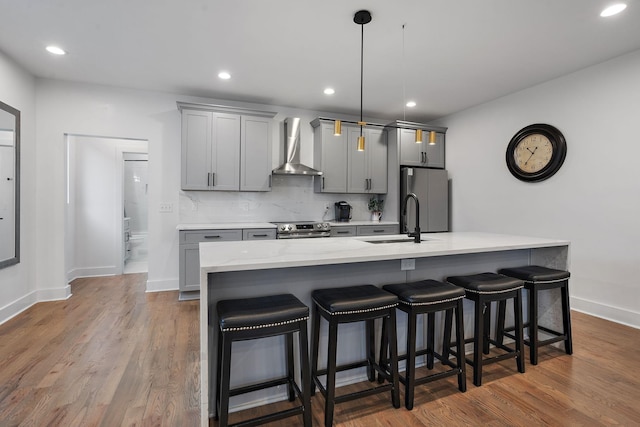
[0,49,37,323]
[441,49,640,328]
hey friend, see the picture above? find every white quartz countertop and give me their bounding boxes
[177,223,277,230]
[199,232,569,274]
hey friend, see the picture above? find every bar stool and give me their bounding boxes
[381,280,467,410]
[311,284,400,427]
[497,265,573,365]
[446,273,525,386]
[214,293,311,427]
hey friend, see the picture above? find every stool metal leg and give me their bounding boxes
[473,298,484,386]
[426,312,435,369]
[218,333,233,427]
[529,285,539,365]
[514,291,525,373]
[299,321,312,427]
[311,304,320,396]
[324,318,339,427]
[366,319,376,382]
[405,308,418,410]
[482,302,491,355]
[454,299,467,392]
[561,282,573,355]
[387,309,401,409]
[286,331,296,401]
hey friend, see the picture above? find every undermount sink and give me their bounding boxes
[364,237,423,244]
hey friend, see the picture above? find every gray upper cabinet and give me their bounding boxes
[390,120,447,168]
[240,116,272,191]
[347,126,388,193]
[178,102,276,192]
[312,119,348,193]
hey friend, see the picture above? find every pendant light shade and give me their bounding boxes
[334,120,342,136]
[357,135,365,151]
[415,129,423,143]
[429,130,437,145]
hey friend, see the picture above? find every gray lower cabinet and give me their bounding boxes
[387,121,447,168]
[356,224,399,236]
[178,102,275,192]
[331,224,398,237]
[312,119,348,193]
[347,126,388,193]
[179,228,275,293]
[330,226,357,237]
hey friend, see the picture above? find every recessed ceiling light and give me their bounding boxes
[406,101,417,108]
[324,88,335,95]
[600,3,627,17]
[46,46,66,55]
[218,71,231,80]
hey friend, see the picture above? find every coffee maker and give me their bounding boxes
[334,201,352,222]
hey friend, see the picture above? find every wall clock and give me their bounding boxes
[506,123,567,182]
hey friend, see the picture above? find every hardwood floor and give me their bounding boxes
[1,274,639,426]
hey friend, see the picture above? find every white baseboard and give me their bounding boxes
[0,285,70,325]
[572,296,640,329]
[146,278,178,292]
[68,266,117,280]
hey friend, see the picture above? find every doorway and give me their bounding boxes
[123,153,148,274]
[65,135,148,282]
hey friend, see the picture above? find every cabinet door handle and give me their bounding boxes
[252,234,268,237]
[337,231,350,234]
[211,172,215,186]
[204,235,221,239]
[207,173,211,186]
[373,229,385,233]
[322,177,325,190]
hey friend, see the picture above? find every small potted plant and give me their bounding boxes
[368,197,384,221]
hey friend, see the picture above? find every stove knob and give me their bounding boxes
[280,225,286,231]
[287,225,293,231]
[315,224,321,229]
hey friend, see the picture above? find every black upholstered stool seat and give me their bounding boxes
[217,293,309,331]
[446,272,525,386]
[381,280,466,410]
[312,284,398,314]
[497,265,573,365]
[448,272,524,294]
[214,294,311,427]
[311,284,400,427]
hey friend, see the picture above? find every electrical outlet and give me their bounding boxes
[400,258,415,271]
[159,203,173,213]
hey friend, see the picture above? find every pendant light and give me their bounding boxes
[354,10,371,151]
[415,129,423,143]
[334,120,342,136]
[429,130,437,145]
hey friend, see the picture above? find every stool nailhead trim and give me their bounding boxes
[447,283,524,295]
[526,279,567,284]
[313,299,398,316]
[399,295,464,306]
[220,316,309,332]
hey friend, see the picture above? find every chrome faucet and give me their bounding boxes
[402,193,421,243]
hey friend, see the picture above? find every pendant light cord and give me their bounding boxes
[360,21,364,136]
[402,23,406,121]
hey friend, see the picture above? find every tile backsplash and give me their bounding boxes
[179,175,380,223]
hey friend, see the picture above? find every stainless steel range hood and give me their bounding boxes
[272,117,322,176]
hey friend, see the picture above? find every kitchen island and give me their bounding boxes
[198,232,569,425]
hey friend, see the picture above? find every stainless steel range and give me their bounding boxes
[273,221,331,239]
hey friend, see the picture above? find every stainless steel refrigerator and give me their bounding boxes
[400,167,449,233]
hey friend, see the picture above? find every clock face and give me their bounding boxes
[506,124,567,182]
[513,133,553,173]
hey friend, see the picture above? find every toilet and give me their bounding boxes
[128,233,147,261]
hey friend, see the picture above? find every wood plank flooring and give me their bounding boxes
[1,274,639,426]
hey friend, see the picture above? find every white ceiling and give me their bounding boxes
[1,0,639,122]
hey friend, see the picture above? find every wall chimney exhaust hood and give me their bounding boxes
[272,117,322,176]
